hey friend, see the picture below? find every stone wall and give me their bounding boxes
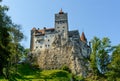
[29,35,90,77]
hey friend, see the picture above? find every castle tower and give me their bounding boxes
[30,27,36,51]
[55,9,68,40]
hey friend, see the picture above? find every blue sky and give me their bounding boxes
[1,0,120,48]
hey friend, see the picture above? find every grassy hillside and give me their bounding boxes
[0,63,71,81]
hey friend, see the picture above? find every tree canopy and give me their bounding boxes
[0,0,120,80]
[90,37,120,80]
[0,1,25,79]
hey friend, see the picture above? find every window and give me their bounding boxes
[36,46,38,48]
[62,30,64,32]
[83,48,84,50]
[63,26,65,28]
[48,39,50,41]
[57,27,59,28]
[58,30,60,32]
[40,46,42,48]
[45,45,47,47]
[38,40,41,43]
[60,21,62,24]
[48,45,50,47]
[44,36,47,39]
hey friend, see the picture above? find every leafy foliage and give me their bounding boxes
[1,1,120,80]
[90,37,113,80]
[89,37,120,80]
[106,44,120,80]
[90,37,100,76]
[0,1,24,79]
[0,63,71,81]
[0,2,11,76]
[60,65,71,73]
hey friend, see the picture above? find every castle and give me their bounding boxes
[29,9,91,76]
[30,9,90,52]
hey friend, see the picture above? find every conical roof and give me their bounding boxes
[80,32,87,43]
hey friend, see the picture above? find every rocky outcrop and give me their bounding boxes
[28,33,90,77]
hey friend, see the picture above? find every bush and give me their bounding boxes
[72,74,84,81]
[60,65,71,73]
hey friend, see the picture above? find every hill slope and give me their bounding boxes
[0,63,72,81]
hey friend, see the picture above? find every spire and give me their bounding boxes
[59,8,64,14]
[80,32,87,43]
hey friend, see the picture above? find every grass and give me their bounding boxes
[0,63,71,81]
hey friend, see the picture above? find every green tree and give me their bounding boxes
[90,37,101,77]
[0,1,12,76]
[106,44,120,81]
[98,37,112,73]
[8,24,24,76]
[23,48,30,59]
[0,1,24,79]
[90,37,112,79]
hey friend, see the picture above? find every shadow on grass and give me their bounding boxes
[50,71,68,78]
[17,63,41,75]
[12,63,70,81]
[13,63,42,80]
[35,70,69,79]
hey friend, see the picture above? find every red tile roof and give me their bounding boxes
[45,28,55,31]
[31,27,55,36]
[80,32,87,43]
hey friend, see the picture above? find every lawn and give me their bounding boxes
[0,63,71,81]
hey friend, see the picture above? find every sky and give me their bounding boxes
[1,0,120,48]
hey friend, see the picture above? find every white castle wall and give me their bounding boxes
[34,33,56,51]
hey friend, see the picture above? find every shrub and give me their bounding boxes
[60,65,71,73]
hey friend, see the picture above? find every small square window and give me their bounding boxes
[58,30,60,32]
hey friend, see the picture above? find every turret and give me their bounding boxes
[30,27,36,51]
[80,32,87,43]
